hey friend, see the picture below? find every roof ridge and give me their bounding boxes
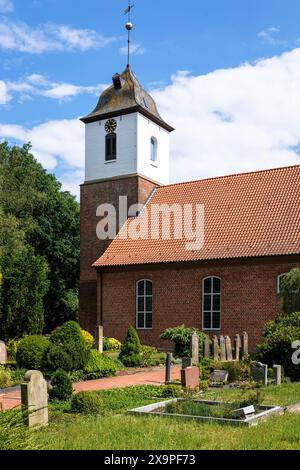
[161,163,300,190]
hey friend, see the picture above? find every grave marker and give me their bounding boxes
[234,334,241,361]
[251,362,268,386]
[182,357,192,370]
[273,365,282,386]
[242,332,249,359]
[95,326,104,354]
[204,336,210,358]
[181,366,199,390]
[225,336,233,361]
[21,371,48,428]
[211,370,229,383]
[190,332,199,364]
[213,336,219,361]
[0,341,7,365]
[219,336,226,362]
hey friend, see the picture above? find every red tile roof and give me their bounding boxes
[93,165,300,268]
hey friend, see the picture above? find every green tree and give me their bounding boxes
[119,326,142,367]
[0,142,80,333]
[0,248,49,339]
[281,268,300,315]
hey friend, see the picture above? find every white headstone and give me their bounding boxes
[0,341,7,365]
[21,371,48,428]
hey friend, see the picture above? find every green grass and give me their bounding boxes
[33,383,300,450]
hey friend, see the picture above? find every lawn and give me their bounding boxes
[33,383,300,450]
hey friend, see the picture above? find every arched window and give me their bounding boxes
[136,280,153,329]
[105,133,117,161]
[150,137,157,163]
[277,273,288,294]
[202,277,221,330]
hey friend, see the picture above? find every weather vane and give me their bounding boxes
[124,1,134,66]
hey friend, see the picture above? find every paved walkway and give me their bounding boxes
[0,366,181,411]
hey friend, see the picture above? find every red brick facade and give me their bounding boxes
[80,174,157,332]
[97,256,300,351]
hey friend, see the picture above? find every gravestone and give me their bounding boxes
[232,405,255,419]
[273,365,282,386]
[95,325,104,354]
[190,332,199,364]
[234,334,241,361]
[219,336,226,362]
[242,332,249,359]
[211,370,229,383]
[182,357,192,370]
[181,366,200,390]
[225,336,233,361]
[251,362,268,386]
[204,336,210,358]
[21,371,48,428]
[0,341,7,365]
[213,336,219,361]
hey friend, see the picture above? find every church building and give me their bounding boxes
[79,63,300,352]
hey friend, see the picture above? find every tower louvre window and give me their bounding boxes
[105,133,117,162]
[150,137,157,163]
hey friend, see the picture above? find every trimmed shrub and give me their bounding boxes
[103,337,122,352]
[44,321,89,372]
[119,326,141,367]
[16,335,49,370]
[6,339,18,361]
[160,325,206,359]
[218,361,251,384]
[256,311,300,380]
[140,345,158,367]
[50,370,73,401]
[199,380,209,391]
[83,350,117,380]
[81,330,94,350]
[0,367,12,389]
[71,391,103,415]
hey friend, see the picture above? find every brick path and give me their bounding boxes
[0,366,181,411]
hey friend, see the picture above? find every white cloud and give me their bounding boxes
[152,47,300,182]
[0,19,115,53]
[1,74,106,103]
[257,26,287,46]
[2,47,300,196]
[119,42,145,56]
[0,0,14,13]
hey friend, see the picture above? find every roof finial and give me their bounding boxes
[124,0,134,67]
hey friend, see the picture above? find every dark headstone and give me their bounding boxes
[251,362,268,386]
[211,370,229,383]
[182,357,192,370]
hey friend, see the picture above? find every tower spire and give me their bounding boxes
[124,1,134,67]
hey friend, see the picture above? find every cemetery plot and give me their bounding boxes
[129,399,283,427]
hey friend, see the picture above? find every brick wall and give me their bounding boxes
[98,256,300,351]
[80,174,156,331]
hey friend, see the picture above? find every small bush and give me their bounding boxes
[160,325,206,359]
[199,380,209,391]
[238,389,264,408]
[83,350,117,380]
[161,384,182,398]
[140,345,158,367]
[71,391,103,415]
[44,321,89,372]
[0,367,12,389]
[81,330,94,350]
[50,370,73,401]
[119,326,141,367]
[165,401,181,414]
[16,336,49,370]
[103,337,122,352]
[199,357,215,380]
[6,339,19,361]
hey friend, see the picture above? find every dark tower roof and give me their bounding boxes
[81,65,174,132]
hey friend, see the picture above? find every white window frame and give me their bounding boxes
[150,136,158,163]
[136,279,153,330]
[202,276,221,331]
[277,273,288,295]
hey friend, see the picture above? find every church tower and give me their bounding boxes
[79,58,174,332]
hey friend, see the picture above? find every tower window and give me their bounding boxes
[150,137,157,163]
[202,277,221,330]
[105,133,117,162]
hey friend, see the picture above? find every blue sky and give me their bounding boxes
[1,0,300,195]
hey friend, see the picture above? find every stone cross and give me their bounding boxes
[0,341,7,365]
[251,362,268,386]
[273,365,282,386]
[234,334,241,361]
[219,336,226,362]
[21,371,48,428]
[95,325,104,354]
[190,332,199,364]
[242,331,249,359]
[225,336,233,361]
[213,336,219,361]
[204,336,210,358]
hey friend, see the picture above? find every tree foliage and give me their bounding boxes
[281,268,300,315]
[0,142,80,338]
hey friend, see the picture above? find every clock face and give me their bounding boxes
[105,119,117,134]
